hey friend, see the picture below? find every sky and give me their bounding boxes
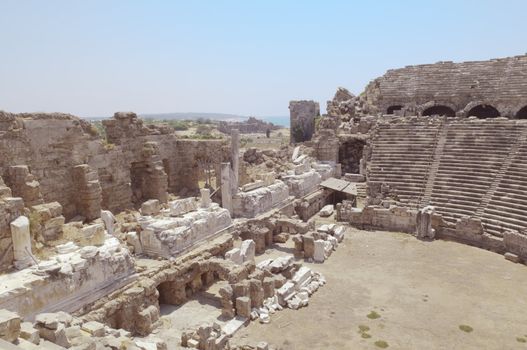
[0,0,526,118]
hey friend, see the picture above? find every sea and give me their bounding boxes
[260,116,290,128]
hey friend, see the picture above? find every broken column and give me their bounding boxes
[72,164,102,221]
[141,142,169,204]
[221,163,232,213]
[416,206,435,239]
[10,216,34,269]
[200,188,211,208]
[230,129,240,195]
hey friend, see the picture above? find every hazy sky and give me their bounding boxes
[1,0,526,118]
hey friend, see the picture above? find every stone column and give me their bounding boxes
[10,216,33,269]
[72,164,102,221]
[200,188,211,208]
[221,163,232,213]
[335,164,342,178]
[230,129,240,195]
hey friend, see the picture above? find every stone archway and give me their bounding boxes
[515,106,527,119]
[386,105,403,115]
[422,105,456,117]
[467,104,500,119]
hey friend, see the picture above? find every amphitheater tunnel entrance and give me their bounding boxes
[516,106,527,119]
[156,271,219,307]
[339,138,367,174]
[422,105,455,118]
[386,105,403,115]
[467,104,500,119]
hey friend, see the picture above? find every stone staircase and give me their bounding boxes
[479,126,527,237]
[420,120,449,206]
[368,120,442,207]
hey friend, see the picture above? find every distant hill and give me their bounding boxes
[83,112,289,127]
[139,112,247,121]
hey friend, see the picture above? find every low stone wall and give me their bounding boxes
[295,188,333,222]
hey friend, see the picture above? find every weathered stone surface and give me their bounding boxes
[235,297,251,318]
[0,310,20,342]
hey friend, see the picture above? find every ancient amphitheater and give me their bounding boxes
[1,55,527,350]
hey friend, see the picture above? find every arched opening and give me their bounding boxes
[387,105,403,115]
[422,105,455,118]
[516,106,527,119]
[467,104,500,119]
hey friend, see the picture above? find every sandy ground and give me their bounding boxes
[230,228,527,350]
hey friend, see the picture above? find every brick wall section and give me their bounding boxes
[362,55,527,117]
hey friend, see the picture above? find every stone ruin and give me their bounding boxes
[217,117,280,135]
[2,53,527,349]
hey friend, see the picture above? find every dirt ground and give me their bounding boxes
[230,229,527,350]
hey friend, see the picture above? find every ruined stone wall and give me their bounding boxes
[361,54,527,117]
[0,111,230,219]
[289,100,319,143]
[218,117,280,134]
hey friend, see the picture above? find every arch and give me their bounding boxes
[386,105,403,115]
[422,105,456,118]
[515,106,527,119]
[466,104,500,119]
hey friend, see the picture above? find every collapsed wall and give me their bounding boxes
[0,111,230,272]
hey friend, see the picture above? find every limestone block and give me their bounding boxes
[303,234,315,258]
[100,210,116,235]
[81,321,105,337]
[80,224,106,246]
[292,146,300,161]
[141,199,160,216]
[268,256,294,273]
[240,240,255,263]
[10,216,33,269]
[38,324,70,348]
[0,310,20,342]
[126,232,143,254]
[319,204,334,217]
[235,297,251,318]
[225,248,243,265]
[262,277,275,298]
[200,188,211,208]
[333,226,345,242]
[257,341,269,350]
[249,279,264,308]
[271,274,286,289]
[20,322,39,344]
[314,240,325,262]
[292,266,312,289]
[253,229,268,254]
[169,198,197,217]
[276,281,295,305]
